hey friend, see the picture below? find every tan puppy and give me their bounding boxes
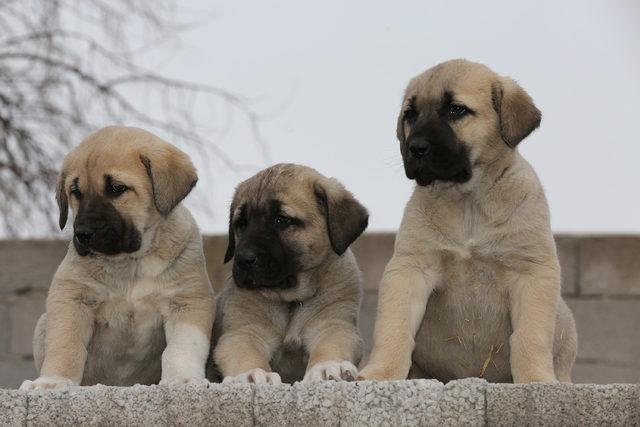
[211,164,368,384]
[19,126,215,390]
[358,60,577,383]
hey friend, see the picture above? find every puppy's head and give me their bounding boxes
[397,59,541,186]
[224,163,368,290]
[56,126,197,257]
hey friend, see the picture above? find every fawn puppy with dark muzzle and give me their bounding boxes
[359,60,577,383]
[20,126,215,390]
[210,163,368,384]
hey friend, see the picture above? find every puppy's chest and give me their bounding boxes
[88,278,173,347]
[427,203,513,267]
[269,302,309,382]
[430,214,514,296]
[415,251,514,382]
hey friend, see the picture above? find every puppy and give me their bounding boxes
[358,60,577,383]
[211,164,368,384]
[20,126,215,389]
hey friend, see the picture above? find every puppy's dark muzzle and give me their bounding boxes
[408,139,431,159]
[236,249,258,272]
[72,207,141,257]
[232,247,296,290]
[404,137,472,186]
[73,226,95,256]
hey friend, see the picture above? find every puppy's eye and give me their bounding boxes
[275,215,294,228]
[403,107,418,123]
[235,216,248,229]
[448,104,468,120]
[70,188,82,198]
[109,183,128,196]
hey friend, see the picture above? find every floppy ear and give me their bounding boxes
[314,179,369,256]
[396,103,407,143]
[140,145,198,216]
[396,95,415,144]
[55,172,68,230]
[223,201,236,263]
[492,77,542,147]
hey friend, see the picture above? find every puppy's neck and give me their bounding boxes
[427,149,518,199]
[257,269,320,303]
[258,251,345,304]
[84,205,195,280]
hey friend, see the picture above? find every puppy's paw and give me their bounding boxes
[222,368,281,385]
[160,376,210,388]
[303,360,358,382]
[19,376,75,391]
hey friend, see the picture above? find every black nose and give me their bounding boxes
[236,250,258,270]
[409,140,430,158]
[74,227,94,245]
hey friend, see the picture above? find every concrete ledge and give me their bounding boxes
[2,379,638,426]
[486,382,640,426]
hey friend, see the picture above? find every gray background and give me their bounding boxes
[141,0,640,234]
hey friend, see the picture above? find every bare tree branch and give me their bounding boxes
[0,0,268,237]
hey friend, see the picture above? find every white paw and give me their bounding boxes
[19,376,75,391]
[222,368,281,385]
[159,376,210,388]
[303,360,358,382]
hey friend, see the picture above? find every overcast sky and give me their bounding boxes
[130,0,640,233]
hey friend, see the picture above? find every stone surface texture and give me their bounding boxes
[0,379,637,426]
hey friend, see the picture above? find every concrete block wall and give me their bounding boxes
[2,380,639,425]
[0,234,639,388]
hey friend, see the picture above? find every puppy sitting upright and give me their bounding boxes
[212,164,368,384]
[359,60,577,383]
[20,126,215,390]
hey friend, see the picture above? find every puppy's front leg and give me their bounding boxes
[303,320,361,382]
[160,291,215,386]
[20,286,94,390]
[358,258,435,381]
[215,325,282,385]
[509,262,560,383]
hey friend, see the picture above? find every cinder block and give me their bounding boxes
[165,383,253,425]
[25,383,254,426]
[0,240,67,294]
[202,236,231,294]
[25,384,167,425]
[254,379,485,426]
[9,380,640,425]
[343,379,485,425]
[573,361,640,384]
[0,388,27,426]
[295,381,356,425]
[555,235,578,295]
[9,294,46,356]
[579,237,640,295]
[568,299,640,365]
[351,233,395,291]
[0,357,37,390]
[253,383,298,425]
[486,382,640,425]
[256,381,347,426]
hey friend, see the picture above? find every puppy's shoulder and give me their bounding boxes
[494,153,550,219]
[325,249,362,286]
[51,243,97,283]
[154,205,207,274]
